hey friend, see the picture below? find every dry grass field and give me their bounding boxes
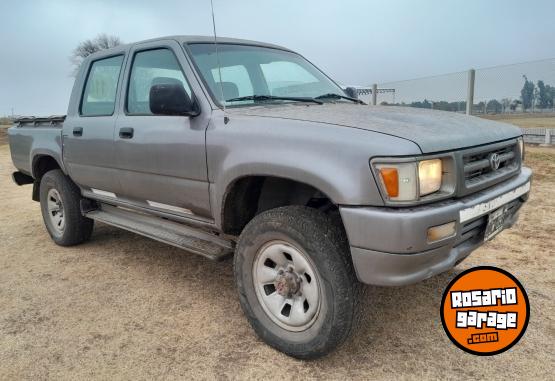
[0,122,553,380]
[481,112,555,129]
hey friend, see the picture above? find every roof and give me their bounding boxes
[86,35,292,61]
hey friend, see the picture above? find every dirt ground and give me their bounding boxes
[0,125,553,380]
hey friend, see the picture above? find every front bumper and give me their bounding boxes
[340,167,532,286]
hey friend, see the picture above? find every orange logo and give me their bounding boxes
[440,266,529,356]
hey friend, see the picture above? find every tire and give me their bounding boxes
[39,169,94,246]
[234,206,362,359]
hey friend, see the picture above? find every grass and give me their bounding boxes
[0,143,552,379]
[481,113,555,129]
[0,125,10,146]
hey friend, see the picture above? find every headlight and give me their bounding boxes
[418,159,442,195]
[373,156,454,204]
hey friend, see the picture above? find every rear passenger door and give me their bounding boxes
[114,40,211,219]
[63,53,125,196]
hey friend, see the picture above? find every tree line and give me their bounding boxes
[520,76,554,110]
[382,76,555,113]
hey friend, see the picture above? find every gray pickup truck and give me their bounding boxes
[9,36,531,359]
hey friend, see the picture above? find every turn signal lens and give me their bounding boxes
[379,168,399,197]
[376,162,418,201]
[419,159,442,196]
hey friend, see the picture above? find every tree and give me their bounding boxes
[537,80,554,109]
[486,99,502,113]
[410,99,432,109]
[501,98,511,112]
[70,34,123,76]
[432,101,450,111]
[510,100,522,111]
[520,75,535,110]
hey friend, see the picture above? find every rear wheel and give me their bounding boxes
[234,206,362,359]
[39,169,93,246]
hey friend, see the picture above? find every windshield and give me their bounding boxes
[187,43,344,106]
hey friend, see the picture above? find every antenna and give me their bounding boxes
[210,0,225,112]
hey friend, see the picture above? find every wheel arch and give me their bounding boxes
[220,174,343,236]
[31,154,64,201]
[31,153,64,180]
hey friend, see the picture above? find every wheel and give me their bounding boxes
[39,169,94,246]
[234,206,362,359]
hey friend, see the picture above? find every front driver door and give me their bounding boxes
[113,40,211,219]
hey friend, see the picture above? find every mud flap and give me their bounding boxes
[32,181,40,202]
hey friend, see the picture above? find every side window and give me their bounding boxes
[81,55,124,116]
[127,48,192,115]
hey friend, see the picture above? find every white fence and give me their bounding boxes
[357,58,555,116]
[521,128,554,145]
[355,58,555,145]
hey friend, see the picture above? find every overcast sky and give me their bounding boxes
[1,0,554,116]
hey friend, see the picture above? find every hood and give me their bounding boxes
[227,103,522,153]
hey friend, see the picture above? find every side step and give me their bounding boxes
[85,204,235,261]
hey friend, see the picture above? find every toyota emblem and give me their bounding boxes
[489,153,501,170]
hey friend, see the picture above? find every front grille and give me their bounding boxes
[459,141,520,195]
[459,215,487,244]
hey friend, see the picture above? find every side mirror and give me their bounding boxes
[149,83,198,116]
[344,87,359,99]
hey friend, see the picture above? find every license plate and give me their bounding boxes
[459,181,530,223]
[484,204,510,241]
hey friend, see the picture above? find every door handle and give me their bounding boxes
[73,127,83,137]
[119,127,134,139]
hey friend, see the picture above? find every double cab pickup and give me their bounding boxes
[8,36,531,358]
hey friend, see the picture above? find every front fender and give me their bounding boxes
[206,113,421,228]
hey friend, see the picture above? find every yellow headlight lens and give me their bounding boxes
[418,159,442,196]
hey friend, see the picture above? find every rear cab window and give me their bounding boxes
[80,55,124,116]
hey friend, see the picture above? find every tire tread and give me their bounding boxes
[234,206,363,359]
[40,169,93,246]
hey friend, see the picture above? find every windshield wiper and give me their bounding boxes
[315,93,366,104]
[225,95,323,105]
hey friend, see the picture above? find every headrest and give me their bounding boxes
[151,77,183,87]
[218,81,239,100]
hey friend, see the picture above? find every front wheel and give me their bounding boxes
[39,169,94,246]
[234,206,362,359]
